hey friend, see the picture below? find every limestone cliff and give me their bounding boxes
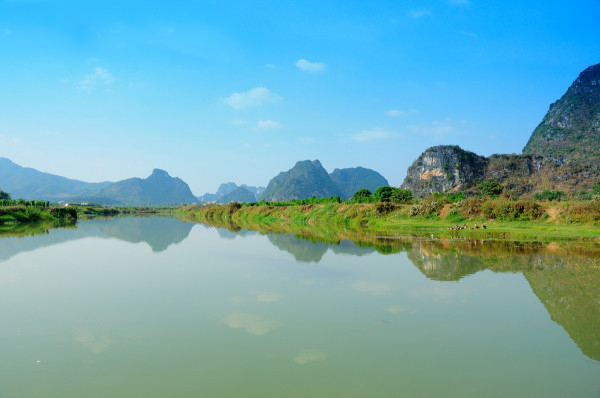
[401,145,487,197]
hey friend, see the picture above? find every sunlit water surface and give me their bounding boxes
[0,217,598,397]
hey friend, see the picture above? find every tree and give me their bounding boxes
[0,189,10,200]
[373,186,395,202]
[352,189,372,202]
[593,180,600,195]
[479,179,503,197]
[391,188,413,204]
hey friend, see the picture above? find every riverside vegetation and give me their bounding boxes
[0,188,172,232]
[177,181,600,243]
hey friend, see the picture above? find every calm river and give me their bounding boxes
[0,216,599,397]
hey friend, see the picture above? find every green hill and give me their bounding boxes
[0,157,111,201]
[218,186,257,204]
[329,167,389,199]
[261,160,342,202]
[96,169,198,206]
[523,63,600,164]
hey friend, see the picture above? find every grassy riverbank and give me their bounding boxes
[0,204,174,233]
[177,200,600,243]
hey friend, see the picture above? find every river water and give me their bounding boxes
[0,216,598,397]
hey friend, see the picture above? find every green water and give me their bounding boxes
[0,217,599,397]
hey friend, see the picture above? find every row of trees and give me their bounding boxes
[351,187,413,203]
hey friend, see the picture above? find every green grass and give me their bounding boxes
[176,202,600,244]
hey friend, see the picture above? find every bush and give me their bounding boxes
[533,190,565,201]
[479,179,503,197]
[593,180,600,195]
[373,186,396,202]
[351,189,373,203]
[391,189,413,204]
[226,202,242,215]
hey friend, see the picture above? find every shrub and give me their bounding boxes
[352,189,372,201]
[533,190,565,201]
[391,189,413,204]
[479,179,503,197]
[226,202,242,215]
[373,186,395,202]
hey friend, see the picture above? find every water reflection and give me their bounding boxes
[2,216,599,364]
[202,222,600,363]
[0,217,194,262]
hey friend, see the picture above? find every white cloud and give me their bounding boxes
[295,59,326,73]
[221,87,282,110]
[385,109,407,117]
[299,137,314,143]
[253,292,282,302]
[221,312,281,336]
[352,280,394,295]
[231,119,249,126]
[77,67,115,92]
[0,134,23,146]
[266,63,276,68]
[294,349,327,365]
[257,120,282,129]
[409,10,432,19]
[351,128,392,142]
[74,330,111,354]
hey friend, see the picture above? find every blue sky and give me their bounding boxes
[1,0,599,195]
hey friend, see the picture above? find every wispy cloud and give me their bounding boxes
[0,134,23,146]
[1,29,11,37]
[295,59,326,73]
[409,10,432,19]
[299,137,314,143]
[253,291,282,302]
[385,109,407,117]
[352,280,394,295]
[266,63,276,69]
[294,349,327,365]
[74,330,111,354]
[231,119,249,126]
[221,312,281,336]
[221,87,282,109]
[77,67,115,92]
[257,120,282,129]
[351,128,392,142]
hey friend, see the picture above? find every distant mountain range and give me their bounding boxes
[0,157,112,201]
[0,156,389,205]
[402,62,600,196]
[0,159,198,206]
[199,182,265,203]
[95,169,198,206]
[260,160,389,201]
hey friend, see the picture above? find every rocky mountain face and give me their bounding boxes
[523,63,600,164]
[0,157,112,201]
[260,160,343,202]
[97,169,198,206]
[401,146,487,196]
[329,167,389,199]
[403,62,600,196]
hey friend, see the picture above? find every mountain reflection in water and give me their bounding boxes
[208,223,600,363]
[1,216,598,362]
[0,216,194,262]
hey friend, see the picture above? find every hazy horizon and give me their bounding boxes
[1,1,599,194]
